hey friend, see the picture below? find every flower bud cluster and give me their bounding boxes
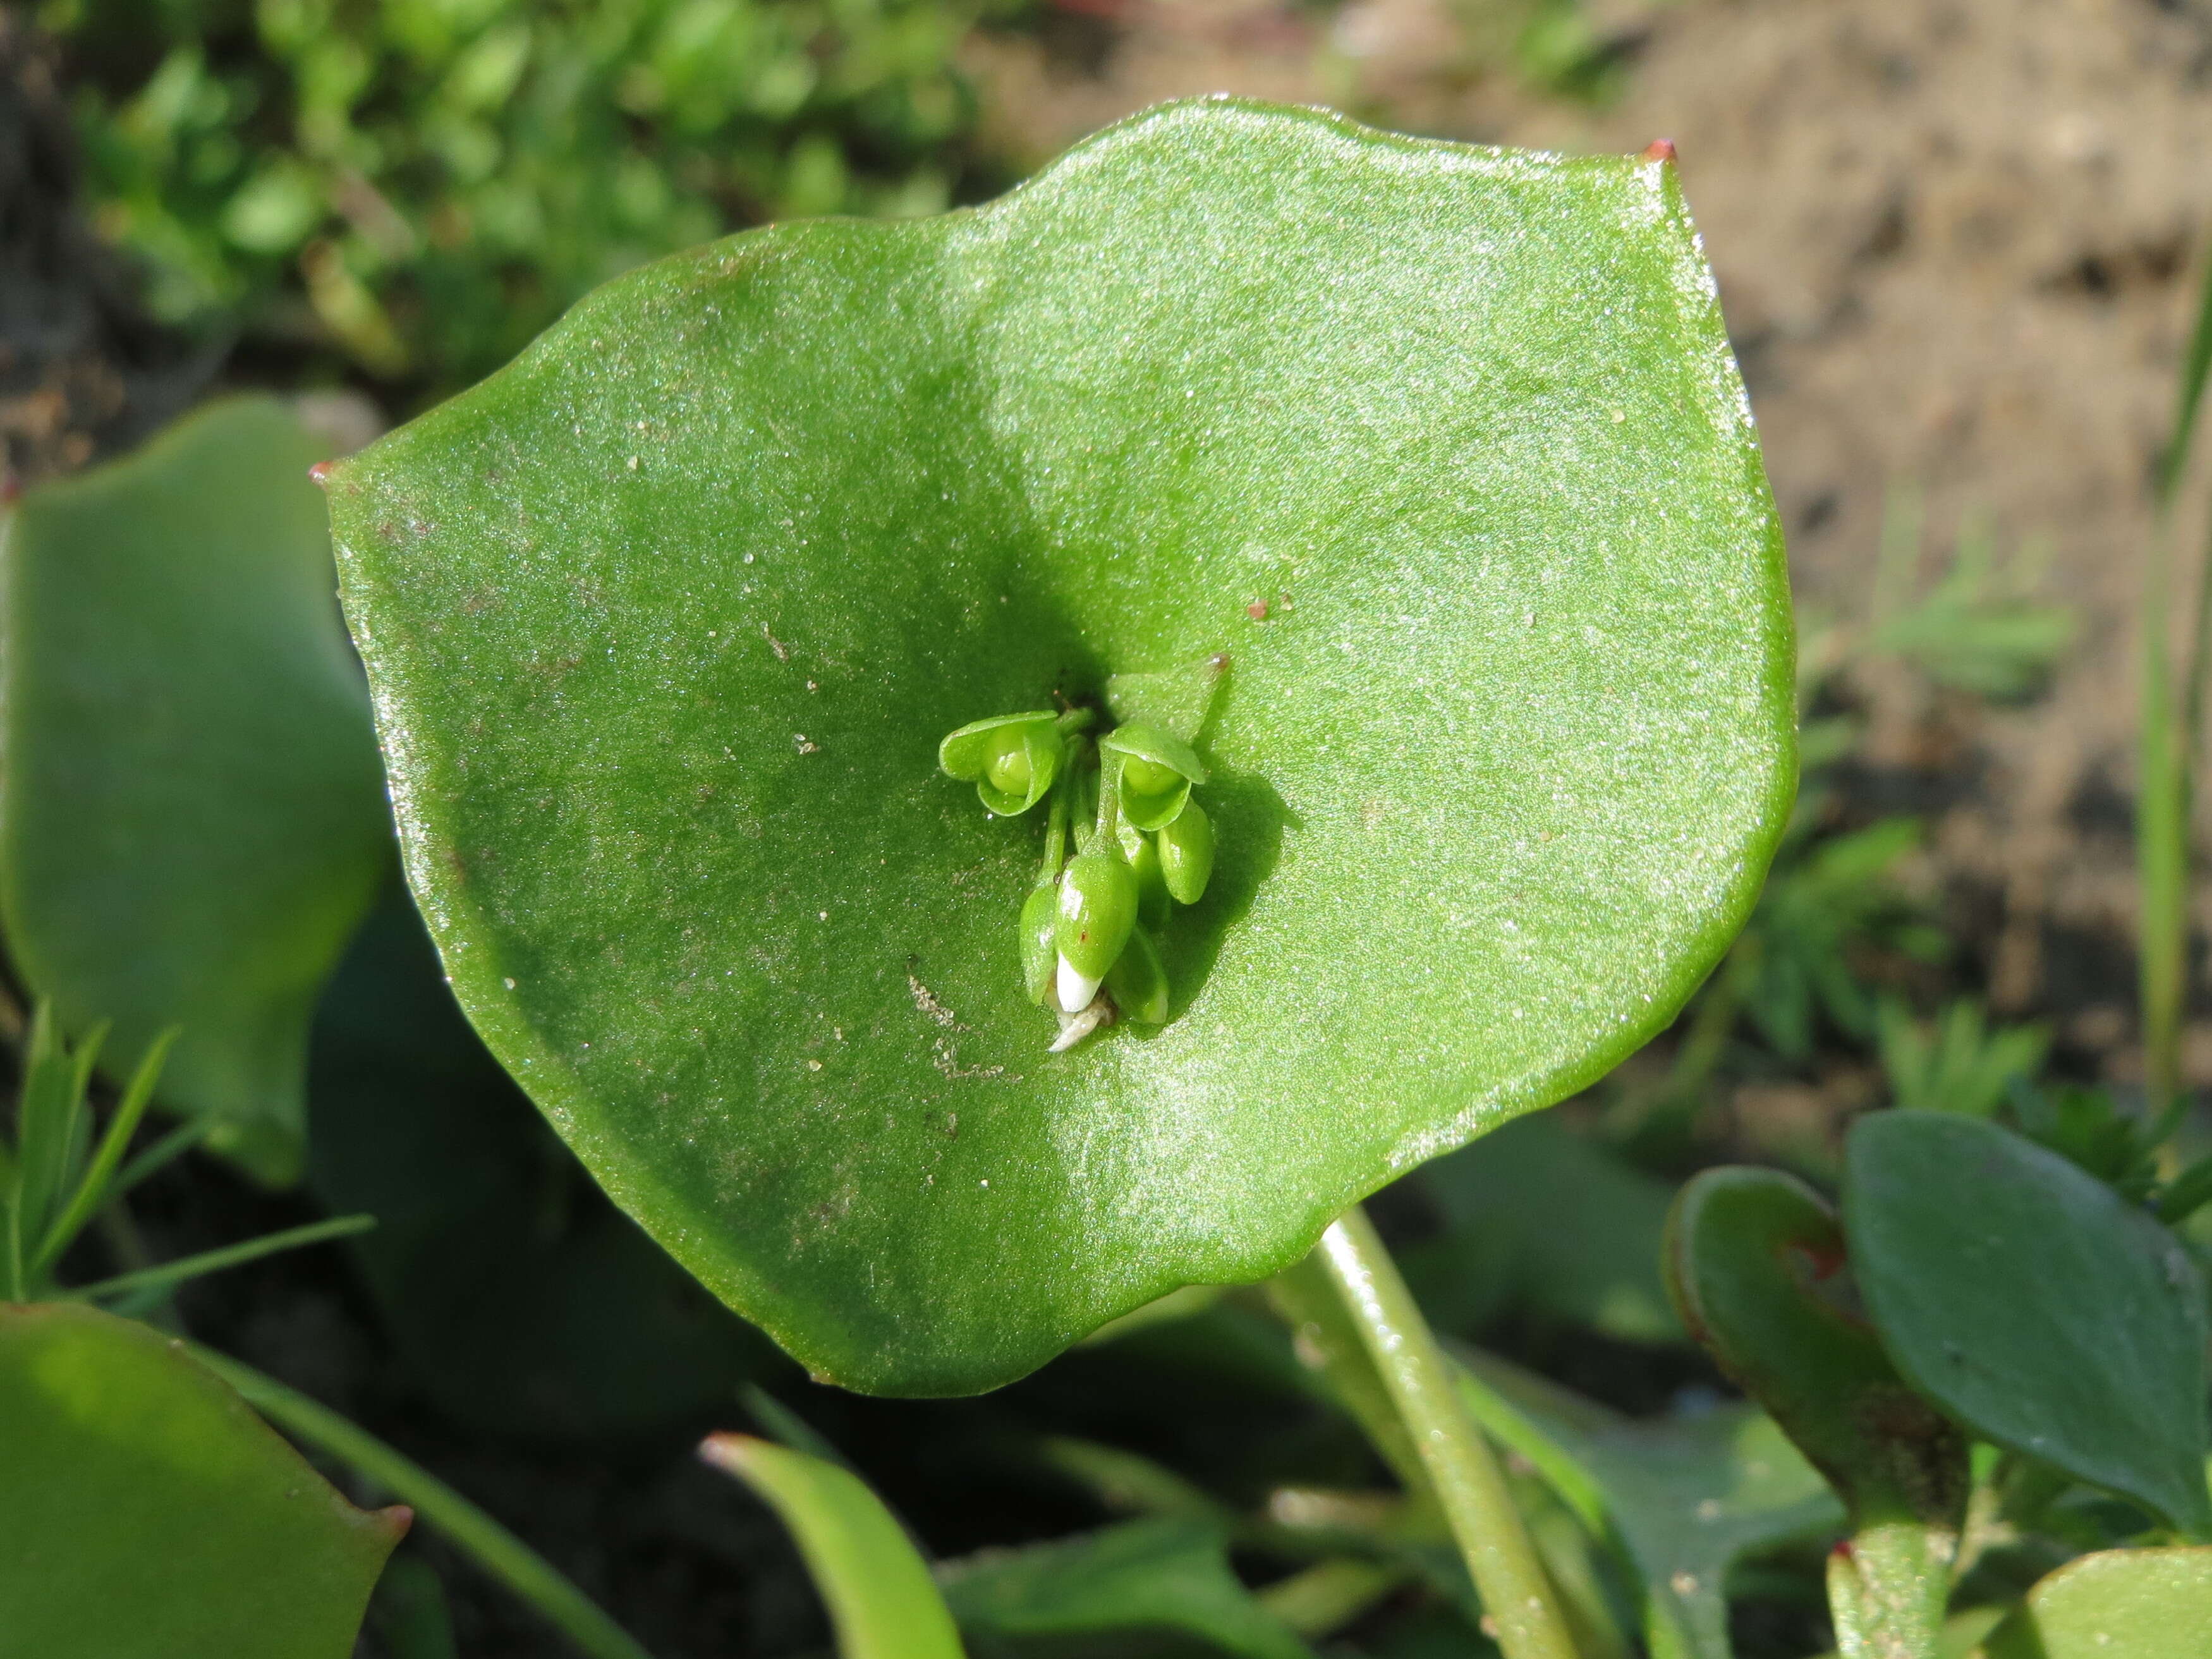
[938,709,1215,1048]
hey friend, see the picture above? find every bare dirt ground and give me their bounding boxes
[974,0,2212,1083]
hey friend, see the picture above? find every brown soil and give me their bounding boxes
[972,0,2212,1086]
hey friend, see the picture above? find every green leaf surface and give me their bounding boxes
[1981,1547,2212,1659]
[700,1433,964,1659]
[1409,1110,1682,1344]
[0,397,389,1183]
[940,1518,1316,1659]
[0,1302,405,1659]
[1845,1111,2212,1533]
[327,98,1794,1393]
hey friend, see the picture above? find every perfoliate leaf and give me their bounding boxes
[327,99,1794,1393]
[0,1303,405,1659]
[0,398,389,1183]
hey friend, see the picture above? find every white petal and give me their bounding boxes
[1056,954,1102,1014]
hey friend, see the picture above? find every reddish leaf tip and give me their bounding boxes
[308,461,334,488]
[698,1431,763,1474]
[1639,138,1678,165]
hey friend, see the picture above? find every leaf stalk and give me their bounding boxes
[1314,1206,1582,1659]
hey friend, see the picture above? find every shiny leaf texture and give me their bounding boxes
[327,98,1793,1393]
[0,398,389,1182]
[0,1303,406,1659]
[699,1433,964,1659]
[1845,1111,2212,1533]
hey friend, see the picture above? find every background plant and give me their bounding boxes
[5,5,2212,1656]
[40,0,1026,396]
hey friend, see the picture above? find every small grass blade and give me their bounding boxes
[111,1114,215,1196]
[70,1213,375,1305]
[28,1026,179,1281]
[12,1007,104,1284]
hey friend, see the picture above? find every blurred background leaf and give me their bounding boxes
[0,394,387,1182]
[0,1301,406,1658]
[42,0,1029,400]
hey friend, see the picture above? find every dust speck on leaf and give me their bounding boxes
[909,975,964,1029]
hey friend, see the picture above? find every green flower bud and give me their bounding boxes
[1106,925,1169,1025]
[1100,722,1207,832]
[1117,818,1171,929]
[1157,799,1213,905]
[1019,882,1058,1006]
[1055,851,1138,1004]
[938,711,1062,815]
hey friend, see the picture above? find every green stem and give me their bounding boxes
[1040,743,1076,881]
[2140,517,2190,1129]
[188,1346,653,1659]
[1825,1515,1948,1659]
[1315,1207,1581,1659]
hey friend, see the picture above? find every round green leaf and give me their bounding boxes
[0,1303,406,1659]
[327,99,1793,1394]
[1844,1110,2212,1533]
[0,397,390,1183]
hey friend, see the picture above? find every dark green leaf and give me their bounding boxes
[940,1518,1316,1659]
[700,1433,964,1659]
[1983,1547,2212,1659]
[327,99,1794,1392]
[1845,1111,2212,1532]
[0,397,391,1183]
[0,1302,406,1658]
[1663,1167,1965,1656]
[307,890,779,1438]
[1409,1111,1682,1345]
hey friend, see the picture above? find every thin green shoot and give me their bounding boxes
[68,1213,375,1308]
[109,1114,216,1198]
[28,1027,179,1280]
[2139,238,2212,1136]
